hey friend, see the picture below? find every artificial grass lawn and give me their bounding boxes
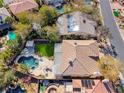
[36,43,54,57]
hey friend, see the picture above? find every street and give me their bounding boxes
[99,0,124,74]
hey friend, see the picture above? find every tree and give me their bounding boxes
[16,12,30,24]
[39,25,60,42]
[40,5,57,26]
[0,48,13,63]
[5,16,14,24]
[96,26,112,43]
[0,0,3,8]
[98,56,123,82]
[0,60,16,90]
[13,22,32,40]
[28,13,42,24]
[64,0,94,14]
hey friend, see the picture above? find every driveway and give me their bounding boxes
[99,0,124,74]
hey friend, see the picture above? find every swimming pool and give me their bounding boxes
[56,6,64,14]
[85,0,92,4]
[18,56,38,69]
[8,31,16,40]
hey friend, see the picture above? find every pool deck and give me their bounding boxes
[16,50,55,79]
[30,57,55,79]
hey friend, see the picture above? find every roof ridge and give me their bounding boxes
[76,41,99,57]
[62,58,76,75]
[76,58,91,74]
[92,80,102,93]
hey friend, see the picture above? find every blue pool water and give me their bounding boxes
[8,31,16,40]
[18,56,38,69]
[56,6,64,14]
[85,0,92,4]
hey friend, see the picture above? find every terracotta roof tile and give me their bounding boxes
[60,40,99,77]
[9,0,38,14]
[72,80,111,93]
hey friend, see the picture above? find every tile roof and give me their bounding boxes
[0,23,11,31]
[60,40,100,77]
[9,0,38,14]
[72,79,112,93]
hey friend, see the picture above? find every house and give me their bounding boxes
[57,11,97,36]
[0,7,11,21]
[9,0,38,15]
[53,40,101,78]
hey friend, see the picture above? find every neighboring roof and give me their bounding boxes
[57,11,97,36]
[26,41,34,47]
[72,79,112,93]
[0,7,11,20]
[43,0,64,4]
[3,0,14,5]
[0,23,11,31]
[59,40,99,77]
[9,0,38,14]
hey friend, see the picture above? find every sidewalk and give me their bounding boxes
[109,1,124,41]
[110,0,124,83]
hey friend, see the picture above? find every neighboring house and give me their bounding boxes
[0,23,11,37]
[57,11,97,36]
[0,23,11,31]
[53,40,101,78]
[42,0,65,5]
[38,79,115,93]
[0,7,11,21]
[9,0,38,15]
[3,0,14,5]
[67,79,115,93]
